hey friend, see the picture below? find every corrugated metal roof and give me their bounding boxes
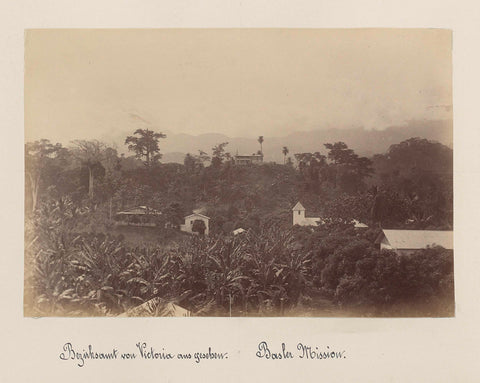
[381,230,453,250]
[292,201,305,211]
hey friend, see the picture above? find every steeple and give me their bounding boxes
[292,201,305,211]
[292,201,306,225]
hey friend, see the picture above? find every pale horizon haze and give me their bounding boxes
[25,29,452,144]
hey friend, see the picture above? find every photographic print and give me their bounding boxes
[24,29,453,317]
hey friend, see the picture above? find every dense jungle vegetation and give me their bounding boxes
[24,132,454,316]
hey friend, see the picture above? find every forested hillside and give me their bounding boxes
[91,119,452,163]
[25,134,453,232]
[24,132,454,317]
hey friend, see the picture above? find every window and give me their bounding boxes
[298,211,301,215]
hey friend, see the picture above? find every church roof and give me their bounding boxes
[292,202,306,211]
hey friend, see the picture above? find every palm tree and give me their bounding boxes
[282,146,289,164]
[71,140,107,199]
[258,136,264,155]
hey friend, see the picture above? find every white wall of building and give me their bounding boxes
[180,213,210,235]
[293,208,306,225]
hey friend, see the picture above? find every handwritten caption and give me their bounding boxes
[255,341,347,360]
[59,341,347,367]
[59,342,228,367]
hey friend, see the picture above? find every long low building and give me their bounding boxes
[233,154,263,165]
[375,229,453,255]
[115,205,162,227]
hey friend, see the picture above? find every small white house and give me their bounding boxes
[292,202,321,226]
[180,213,210,235]
[375,229,453,255]
[233,228,246,236]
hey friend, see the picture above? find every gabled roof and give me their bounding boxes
[184,212,210,220]
[292,201,306,211]
[376,230,453,250]
[119,297,191,317]
[233,228,246,235]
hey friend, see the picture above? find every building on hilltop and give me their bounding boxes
[375,229,453,255]
[233,153,264,165]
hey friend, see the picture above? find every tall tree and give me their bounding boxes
[184,152,209,173]
[282,146,289,164]
[294,152,328,192]
[371,138,453,228]
[71,140,107,199]
[324,142,373,191]
[125,129,167,168]
[324,142,355,165]
[258,136,264,155]
[197,150,211,167]
[211,142,230,167]
[25,139,64,212]
[184,153,196,173]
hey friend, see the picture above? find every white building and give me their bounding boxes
[375,229,453,255]
[292,201,368,228]
[292,202,321,226]
[180,213,210,235]
[233,154,264,165]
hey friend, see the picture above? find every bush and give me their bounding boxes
[331,247,454,315]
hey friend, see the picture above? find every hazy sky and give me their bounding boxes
[25,29,452,142]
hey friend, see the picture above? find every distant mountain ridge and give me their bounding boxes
[153,119,452,164]
[87,119,453,164]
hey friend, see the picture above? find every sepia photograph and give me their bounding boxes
[24,29,453,318]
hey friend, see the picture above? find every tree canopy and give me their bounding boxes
[25,139,65,212]
[211,142,230,167]
[125,129,167,167]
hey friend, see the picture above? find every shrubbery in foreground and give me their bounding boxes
[24,199,454,317]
